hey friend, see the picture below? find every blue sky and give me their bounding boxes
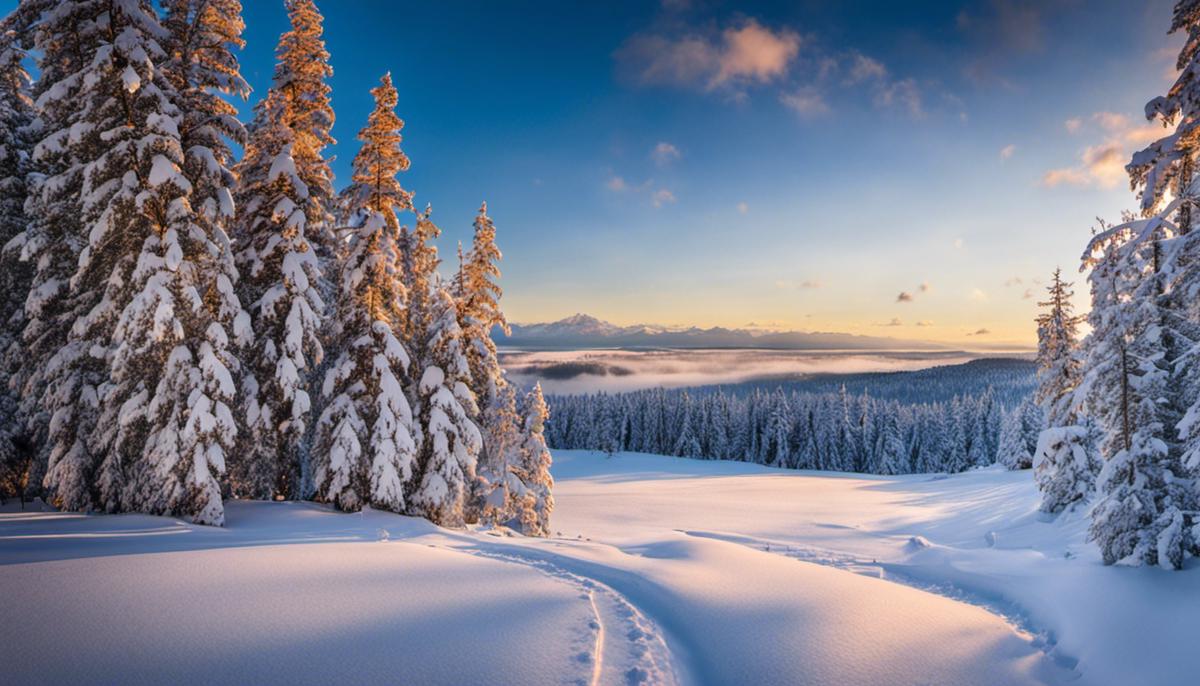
[8,1,1184,345]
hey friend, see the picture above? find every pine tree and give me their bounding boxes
[1032,268,1096,509]
[456,203,519,516]
[0,15,33,497]
[511,383,554,536]
[411,282,482,526]
[9,0,102,512]
[28,0,246,525]
[312,210,416,512]
[1127,0,1200,231]
[998,400,1041,470]
[876,411,908,475]
[274,0,337,267]
[1084,215,1197,568]
[341,72,412,232]
[231,89,323,499]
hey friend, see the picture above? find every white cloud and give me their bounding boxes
[652,142,681,166]
[873,78,923,118]
[1041,167,1090,187]
[736,201,749,214]
[1000,144,1016,160]
[780,88,831,117]
[846,53,887,84]
[606,175,628,192]
[1044,111,1175,189]
[652,188,677,208]
[970,288,989,302]
[1093,111,1131,131]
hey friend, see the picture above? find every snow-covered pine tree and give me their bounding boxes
[673,392,702,458]
[1127,0,1200,232]
[312,209,416,513]
[340,72,412,234]
[1143,4,1200,549]
[1083,214,1197,568]
[0,14,34,489]
[310,70,423,513]
[8,0,102,511]
[231,88,323,500]
[32,0,244,525]
[876,411,908,475]
[411,280,482,527]
[997,399,1042,470]
[510,382,554,537]
[273,0,337,268]
[456,202,521,521]
[1032,268,1096,510]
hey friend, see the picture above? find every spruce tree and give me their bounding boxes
[341,72,412,232]
[20,0,246,524]
[0,15,33,496]
[1032,268,1096,510]
[1127,0,1200,231]
[997,399,1042,470]
[274,0,337,267]
[512,383,554,536]
[1084,217,1197,568]
[457,203,520,518]
[412,281,482,526]
[312,209,416,513]
[232,89,324,499]
[10,0,101,511]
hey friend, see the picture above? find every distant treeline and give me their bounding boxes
[544,360,1040,475]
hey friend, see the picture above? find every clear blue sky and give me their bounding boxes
[5,0,1183,345]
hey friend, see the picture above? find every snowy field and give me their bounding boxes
[2,450,1195,685]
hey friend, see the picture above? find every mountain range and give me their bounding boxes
[495,314,951,351]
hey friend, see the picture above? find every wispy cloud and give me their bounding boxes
[736,201,749,214]
[846,53,887,84]
[1000,144,1016,160]
[780,88,830,117]
[915,320,934,327]
[896,291,914,303]
[652,141,681,166]
[1043,111,1174,189]
[967,327,991,336]
[606,172,675,209]
[776,278,821,290]
[873,77,923,118]
[616,18,801,93]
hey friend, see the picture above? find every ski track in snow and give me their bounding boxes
[677,528,1082,679]
[440,540,680,686]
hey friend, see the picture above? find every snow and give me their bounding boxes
[2,451,1194,685]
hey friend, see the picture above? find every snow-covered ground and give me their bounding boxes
[2,451,1194,685]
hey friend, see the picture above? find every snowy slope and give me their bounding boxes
[2,451,1192,685]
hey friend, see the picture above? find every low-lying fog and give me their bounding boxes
[500,349,1022,394]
